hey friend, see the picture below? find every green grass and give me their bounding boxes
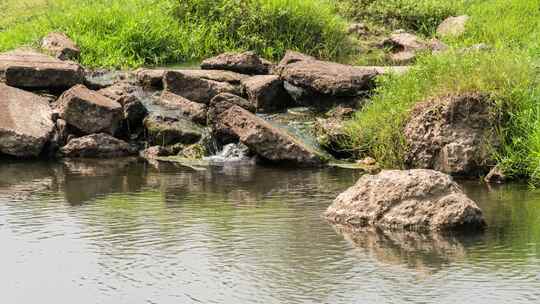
[0,0,352,68]
[343,0,540,182]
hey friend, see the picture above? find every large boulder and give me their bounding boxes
[158,91,207,125]
[437,15,469,38]
[241,75,293,113]
[0,49,84,89]
[403,93,496,176]
[207,93,255,143]
[277,51,378,104]
[216,105,328,166]
[59,133,135,158]
[143,112,203,146]
[163,70,244,104]
[0,83,54,157]
[57,84,123,135]
[325,169,486,232]
[41,32,80,61]
[201,51,272,75]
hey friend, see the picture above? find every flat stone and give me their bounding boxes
[57,84,123,135]
[0,83,54,157]
[163,70,242,104]
[60,133,135,158]
[216,105,328,166]
[41,32,80,61]
[241,75,293,113]
[158,91,207,125]
[0,49,84,89]
[201,51,271,75]
[325,169,486,232]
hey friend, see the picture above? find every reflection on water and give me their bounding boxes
[0,159,539,304]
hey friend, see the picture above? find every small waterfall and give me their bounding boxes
[204,143,252,163]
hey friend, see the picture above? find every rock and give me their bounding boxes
[314,117,350,158]
[278,52,378,102]
[0,49,84,89]
[207,93,255,144]
[139,145,174,160]
[216,105,328,166]
[59,133,135,158]
[325,169,486,232]
[363,66,411,76]
[404,93,496,176]
[163,70,243,104]
[383,32,429,64]
[484,166,506,184]
[85,69,132,90]
[41,32,80,61]
[241,75,293,112]
[98,82,148,128]
[277,50,315,68]
[428,38,449,53]
[57,84,123,135]
[143,112,203,146]
[347,23,368,35]
[201,51,271,75]
[437,15,469,38]
[135,68,166,88]
[158,91,207,125]
[0,83,54,157]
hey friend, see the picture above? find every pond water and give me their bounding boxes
[0,159,539,304]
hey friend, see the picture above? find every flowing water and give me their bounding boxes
[0,159,539,304]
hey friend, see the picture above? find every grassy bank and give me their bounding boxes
[0,0,351,68]
[342,0,540,182]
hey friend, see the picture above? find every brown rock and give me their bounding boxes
[41,32,80,61]
[201,51,271,75]
[241,75,293,112]
[163,70,243,104]
[216,105,328,166]
[325,169,486,232]
[0,83,54,157]
[57,84,123,135]
[143,112,203,146]
[158,91,207,125]
[0,49,84,89]
[437,15,469,38]
[135,68,166,88]
[404,93,496,176]
[484,166,506,184]
[59,133,134,158]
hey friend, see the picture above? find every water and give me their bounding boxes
[0,159,539,304]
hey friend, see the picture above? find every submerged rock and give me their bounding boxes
[325,169,486,232]
[0,83,54,157]
[216,105,328,166]
[57,84,123,135]
[0,49,84,89]
[163,70,242,104]
[201,51,272,75]
[241,75,293,113]
[158,91,207,125]
[59,133,135,158]
[143,112,203,146]
[41,32,80,61]
[437,15,469,38]
[404,93,496,176]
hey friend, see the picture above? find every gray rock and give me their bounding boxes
[0,83,54,157]
[437,15,469,38]
[143,112,203,146]
[158,91,207,125]
[404,93,496,176]
[325,169,486,231]
[0,49,84,89]
[241,75,293,112]
[59,133,135,158]
[41,32,80,61]
[163,70,243,104]
[201,51,271,75]
[57,84,123,135]
[215,105,328,166]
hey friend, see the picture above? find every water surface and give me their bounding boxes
[0,159,539,304]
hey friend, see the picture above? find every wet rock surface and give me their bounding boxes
[0,49,84,89]
[59,133,135,158]
[404,93,496,176]
[216,105,328,166]
[143,112,203,146]
[325,169,486,232]
[57,84,123,135]
[201,51,272,75]
[0,83,54,157]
